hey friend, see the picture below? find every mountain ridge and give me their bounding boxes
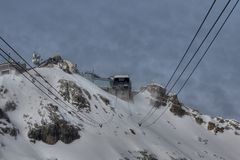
[0,58,239,160]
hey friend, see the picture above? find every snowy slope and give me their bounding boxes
[0,63,240,160]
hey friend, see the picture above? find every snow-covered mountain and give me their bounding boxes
[0,57,240,160]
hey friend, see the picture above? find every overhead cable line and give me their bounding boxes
[0,49,99,127]
[146,0,239,127]
[167,0,231,95]
[139,0,218,126]
[0,36,116,126]
[165,0,217,89]
[177,0,239,95]
[0,47,103,127]
[141,0,235,127]
[138,107,155,126]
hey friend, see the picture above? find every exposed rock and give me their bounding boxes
[169,94,187,117]
[143,84,167,107]
[170,104,187,117]
[214,127,224,134]
[138,150,158,160]
[0,108,19,137]
[0,85,8,95]
[229,121,240,130]
[4,101,17,112]
[129,129,136,135]
[1,127,19,137]
[41,55,63,67]
[46,104,62,123]
[0,108,10,122]
[195,117,204,125]
[47,103,59,112]
[58,120,80,144]
[60,60,79,74]
[169,94,182,107]
[122,150,158,160]
[217,117,225,123]
[208,122,215,131]
[58,79,91,112]
[28,119,80,145]
[40,55,79,74]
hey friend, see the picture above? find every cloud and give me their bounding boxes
[0,0,239,120]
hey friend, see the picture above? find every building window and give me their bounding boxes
[1,70,10,75]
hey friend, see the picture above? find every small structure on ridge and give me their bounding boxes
[0,62,26,76]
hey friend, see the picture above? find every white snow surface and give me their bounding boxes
[0,66,239,160]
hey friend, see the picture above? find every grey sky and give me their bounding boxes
[0,0,239,120]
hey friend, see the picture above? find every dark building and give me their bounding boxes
[83,73,133,101]
[109,75,132,101]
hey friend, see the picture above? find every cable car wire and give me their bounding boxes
[0,47,104,127]
[146,0,239,128]
[165,0,217,89]
[0,36,102,125]
[177,0,239,96]
[139,0,217,126]
[167,0,231,95]
[0,36,118,126]
[0,49,100,127]
[140,0,233,127]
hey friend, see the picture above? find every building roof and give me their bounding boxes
[113,75,130,78]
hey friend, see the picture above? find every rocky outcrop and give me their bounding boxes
[169,94,182,107]
[58,79,91,112]
[141,84,167,107]
[40,55,79,74]
[0,108,19,137]
[170,104,187,117]
[207,122,215,131]
[214,126,224,134]
[168,95,186,117]
[207,121,225,134]
[28,119,80,145]
[4,101,17,112]
[195,116,204,125]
